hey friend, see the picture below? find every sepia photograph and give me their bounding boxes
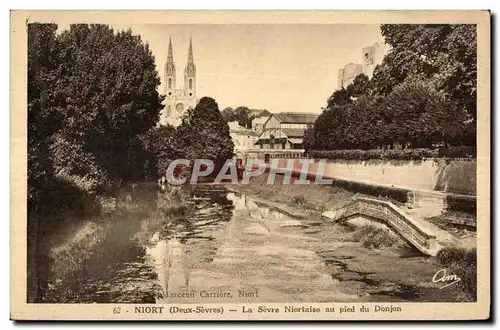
[10,10,490,320]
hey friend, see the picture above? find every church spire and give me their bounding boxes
[165,36,176,92]
[167,36,174,62]
[187,36,194,64]
[184,36,196,78]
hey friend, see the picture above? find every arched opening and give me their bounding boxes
[168,78,172,89]
[176,103,184,114]
[189,79,193,89]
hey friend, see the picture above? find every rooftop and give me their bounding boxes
[274,112,319,124]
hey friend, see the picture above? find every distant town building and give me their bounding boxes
[228,121,259,165]
[160,37,197,127]
[362,42,388,78]
[337,63,363,89]
[255,112,318,151]
[337,42,389,89]
[251,116,270,135]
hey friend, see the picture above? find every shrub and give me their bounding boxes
[308,148,438,161]
[438,146,476,158]
[35,175,100,220]
[436,247,477,301]
[332,179,409,203]
[291,195,307,205]
[446,195,476,214]
[307,147,476,161]
[352,225,399,249]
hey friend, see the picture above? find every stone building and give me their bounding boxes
[228,122,259,166]
[160,37,197,127]
[337,63,363,89]
[362,42,388,78]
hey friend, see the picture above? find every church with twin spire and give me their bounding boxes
[160,37,197,127]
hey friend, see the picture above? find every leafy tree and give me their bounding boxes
[234,106,252,128]
[303,124,316,153]
[221,107,236,122]
[375,24,477,124]
[326,88,351,109]
[384,80,464,148]
[28,23,60,208]
[52,24,164,188]
[308,24,477,152]
[177,97,234,167]
[346,73,371,98]
[140,124,182,177]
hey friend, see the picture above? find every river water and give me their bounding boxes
[38,183,457,303]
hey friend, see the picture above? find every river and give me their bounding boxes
[36,183,458,303]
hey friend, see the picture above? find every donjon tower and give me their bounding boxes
[160,37,197,127]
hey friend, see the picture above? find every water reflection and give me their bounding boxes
[147,191,350,303]
[39,184,451,303]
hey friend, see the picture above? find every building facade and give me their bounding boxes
[362,42,388,78]
[255,112,318,153]
[337,42,389,90]
[160,37,197,127]
[337,63,363,89]
[228,122,259,166]
[251,116,270,135]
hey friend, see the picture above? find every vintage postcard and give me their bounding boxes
[11,10,490,320]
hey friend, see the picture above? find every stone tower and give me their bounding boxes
[160,37,197,127]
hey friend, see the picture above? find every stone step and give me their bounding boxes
[322,196,439,256]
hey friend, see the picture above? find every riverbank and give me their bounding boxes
[227,174,477,301]
[228,173,390,215]
[28,183,190,303]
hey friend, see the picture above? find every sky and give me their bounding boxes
[57,23,386,114]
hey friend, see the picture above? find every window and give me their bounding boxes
[189,79,193,89]
[168,78,172,89]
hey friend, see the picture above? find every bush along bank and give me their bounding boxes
[307,147,476,162]
[445,195,476,215]
[331,178,409,204]
[436,247,477,302]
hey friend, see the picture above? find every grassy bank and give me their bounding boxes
[233,173,356,214]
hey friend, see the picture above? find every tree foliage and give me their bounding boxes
[306,24,477,153]
[176,97,234,167]
[140,124,182,176]
[221,106,270,129]
[28,23,60,208]
[375,24,477,122]
[52,25,164,187]
[28,23,164,209]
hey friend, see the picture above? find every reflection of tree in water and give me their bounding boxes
[41,184,164,303]
[151,187,237,297]
[44,242,163,303]
[157,187,234,242]
[42,185,237,303]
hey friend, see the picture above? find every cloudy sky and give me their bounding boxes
[57,23,386,114]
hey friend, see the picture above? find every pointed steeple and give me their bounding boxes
[185,36,196,78]
[167,36,174,62]
[187,36,194,64]
[165,36,176,91]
